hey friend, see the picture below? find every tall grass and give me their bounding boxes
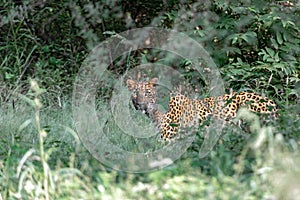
[0,80,299,199]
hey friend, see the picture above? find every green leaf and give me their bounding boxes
[42,46,50,53]
[284,42,300,51]
[140,53,148,65]
[241,31,257,45]
[281,53,296,61]
[237,57,243,64]
[170,123,179,127]
[5,72,14,80]
[262,54,268,61]
[276,32,283,44]
[282,20,295,28]
[283,32,288,41]
[232,36,238,45]
[18,119,32,133]
[271,38,278,49]
[274,52,280,62]
[288,89,299,97]
[49,57,57,65]
[279,45,290,52]
[265,47,275,57]
[103,31,116,35]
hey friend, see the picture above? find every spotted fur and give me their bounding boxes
[127,78,278,140]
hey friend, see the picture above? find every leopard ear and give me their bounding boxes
[126,79,137,90]
[150,78,159,86]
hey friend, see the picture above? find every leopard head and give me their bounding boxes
[126,78,159,114]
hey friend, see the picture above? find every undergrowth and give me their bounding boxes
[0,80,299,199]
[0,0,299,199]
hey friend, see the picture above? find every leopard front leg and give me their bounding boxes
[159,113,181,140]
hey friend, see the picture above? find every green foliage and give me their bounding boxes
[1,96,299,199]
[0,0,300,199]
[212,1,300,97]
[0,0,86,100]
[1,0,299,100]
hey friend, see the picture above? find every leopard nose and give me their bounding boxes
[136,94,145,102]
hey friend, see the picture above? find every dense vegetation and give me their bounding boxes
[0,0,299,199]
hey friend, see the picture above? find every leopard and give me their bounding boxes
[126,78,159,116]
[126,78,278,140]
